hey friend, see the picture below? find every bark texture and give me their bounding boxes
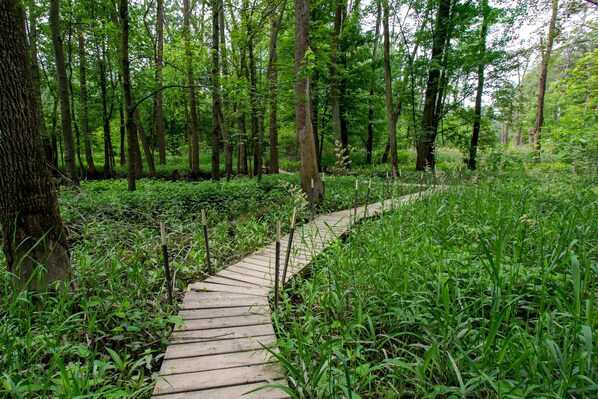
[533,0,558,161]
[156,0,166,165]
[295,0,323,202]
[417,0,452,170]
[0,0,73,290]
[468,0,488,170]
[50,0,78,183]
[184,0,200,176]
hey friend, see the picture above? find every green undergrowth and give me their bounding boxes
[271,168,597,398]
[0,172,419,398]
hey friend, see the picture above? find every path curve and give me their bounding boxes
[152,190,438,398]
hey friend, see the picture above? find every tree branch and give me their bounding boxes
[132,84,207,111]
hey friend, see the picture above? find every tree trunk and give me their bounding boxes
[184,0,200,176]
[417,0,452,171]
[330,0,347,167]
[218,1,233,179]
[78,32,96,175]
[50,0,78,184]
[134,110,157,177]
[27,0,54,167]
[121,0,137,190]
[382,0,398,175]
[249,41,260,178]
[366,0,381,164]
[0,0,73,290]
[211,0,221,180]
[155,0,166,165]
[295,0,323,202]
[533,0,558,162]
[468,0,488,170]
[267,0,284,174]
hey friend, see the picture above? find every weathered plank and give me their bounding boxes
[175,314,271,332]
[159,349,275,375]
[153,380,289,399]
[154,363,285,395]
[164,335,277,360]
[170,323,275,344]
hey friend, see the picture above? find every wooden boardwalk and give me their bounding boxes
[152,191,431,398]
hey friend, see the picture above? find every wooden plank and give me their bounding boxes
[164,335,277,360]
[153,380,289,399]
[204,275,267,289]
[216,269,273,286]
[181,292,268,310]
[179,305,269,321]
[190,282,267,296]
[176,314,271,332]
[171,323,275,344]
[159,349,275,375]
[154,363,285,395]
[226,264,274,279]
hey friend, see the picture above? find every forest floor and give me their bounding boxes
[0,157,596,398]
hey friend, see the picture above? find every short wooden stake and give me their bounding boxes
[282,208,296,285]
[274,221,281,310]
[311,178,315,221]
[201,209,213,275]
[385,172,389,199]
[353,179,359,222]
[160,222,173,305]
[364,179,371,217]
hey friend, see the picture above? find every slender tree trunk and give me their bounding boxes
[184,0,200,176]
[366,0,381,164]
[121,0,137,190]
[249,41,260,178]
[50,0,78,184]
[1,0,73,290]
[417,0,452,171]
[211,0,221,180]
[267,0,284,174]
[533,0,558,161]
[382,0,398,175]
[295,0,323,202]
[119,97,126,167]
[78,32,96,175]
[155,0,166,165]
[330,0,347,167]
[28,0,53,167]
[468,0,488,170]
[218,1,233,179]
[134,110,157,177]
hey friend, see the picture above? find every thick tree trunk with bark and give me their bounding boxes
[184,0,200,176]
[468,0,488,170]
[295,0,323,202]
[50,0,78,184]
[218,1,233,179]
[417,0,452,171]
[533,0,558,161]
[1,0,73,290]
[155,0,166,165]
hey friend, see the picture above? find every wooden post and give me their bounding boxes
[385,171,389,199]
[201,209,213,275]
[353,178,359,222]
[160,222,173,305]
[311,178,315,221]
[282,207,296,285]
[274,221,281,309]
[399,169,403,197]
[364,179,371,217]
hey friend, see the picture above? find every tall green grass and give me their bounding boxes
[1,173,412,397]
[272,167,597,398]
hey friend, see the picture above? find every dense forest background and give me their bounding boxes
[24,0,597,181]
